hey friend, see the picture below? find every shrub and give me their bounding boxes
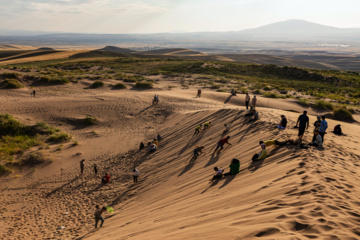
[134,82,153,89]
[112,83,127,89]
[263,92,278,98]
[0,164,12,176]
[47,132,71,143]
[20,152,52,165]
[0,72,20,79]
[2,79,24,89]
[83,116,97,125]
[0,114,27,136]
[297,99,310,107]
[38,76,70,84]
[313,100,334,110]
[35,122,60,134]
[91,81,104,88]
[333,108,353,121]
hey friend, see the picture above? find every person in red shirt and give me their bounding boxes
[101,173,110,184]
[214,136,232,153]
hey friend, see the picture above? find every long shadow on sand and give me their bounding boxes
[224,94,234,104]
[204,150,222,168]
[178,156,197,177]
[46,176,79,198]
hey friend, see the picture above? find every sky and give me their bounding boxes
[0,0,359,34]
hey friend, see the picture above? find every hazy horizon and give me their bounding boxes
[0,0,360,34]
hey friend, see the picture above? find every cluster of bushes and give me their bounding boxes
[2,79,24,89]
[313,100,334,110]
[112,83,127,89]
[37,75,70,84]
[47,132,71,143]
[333,108,353,121]
[297,98,310,107]
[91,81,104,88]
[115,74,147,82]
[83,116,98,125]
[134,82,153,89]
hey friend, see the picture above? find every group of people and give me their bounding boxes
[193,122,212,135]
[140,134,163,153]
[152,95,159,105]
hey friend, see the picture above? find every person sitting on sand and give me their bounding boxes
[248,111,259,122]
[193,146,204,159]
[153,138,159,147]
[203,122,212,130]
[197,89,202,97]
[149,143,157,152]
[333,124,342,135]
[252,141,268,161]
[139,142,145,151]
[309,130,323,148]
[245,106,255,116]
[224,158,240,176]
[214,136,232,153]
[94,205,107,229]
[132,168,140,183]
[277,115,287,129]
[194,124,202,135]
[101,173,111,184]
[223,124,229,133]
[157,134,162,142]
[211,167,224,181]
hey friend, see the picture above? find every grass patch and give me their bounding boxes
[0,164,12,176]
[297,98,310,107]
[333,108,354,121]
[83,116,97,125]
[112,83,127,89]
[91,81,104,88]
[313,100,334,110]
[0,72,20,79]
[2,79,24,89]
[134,82,153,89]
[47,132,71,143]
[20,152,52,165]
[35,122,60,134]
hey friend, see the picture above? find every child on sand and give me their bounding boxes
[101,173,110,184]
[194,124,202,135]
[211,167,224,181]
[193,146,204,159]
[214,136,231,153]
[309,130,323,148]
[224,158,240,176]
[197,89,201,97]
[139,142,145,151]
[132,168,140,183]
[94,205,107,229]
[223,124,229,133]
[252,141,268,161]
[203,122,212,130]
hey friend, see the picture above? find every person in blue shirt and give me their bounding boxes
[319,116,328,143]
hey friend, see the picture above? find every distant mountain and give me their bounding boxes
[238,19,360,38]
[98,46,136,53]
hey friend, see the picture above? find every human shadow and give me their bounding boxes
[178,156,197,177]
[219,174,237,189]
[224,94,234,104]
[177,131,205,156]
[201,178,220,194]
[46,176,79,198]
[248,159,265,173]
[136,105,154,116]
[204,151,222,167]
[75,229,99,240]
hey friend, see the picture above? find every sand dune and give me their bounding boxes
[1,88,360,240]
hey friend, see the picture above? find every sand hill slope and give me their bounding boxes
[1,90,360,240]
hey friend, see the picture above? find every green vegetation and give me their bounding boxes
[112,83,127,89]
[20,152,52,165]
[91,81,104,88]
[297,98,310,107]
[37,75,70,84]
[2,79,24,89]
[333,108,354,121]
[83,116,97,125]
[0,164,12,176]
[134,81,153,89]
[313,100,334,110]
[0,72,20,79]
[47,132,71,143]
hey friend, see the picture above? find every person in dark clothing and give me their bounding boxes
[319,116,328,143]
[139,142,145,151]
[211,167,224,181]
[333,124,342,135]
[94,206,106,229]
[193,146,204,159]
[80,159,85,175]
[314,116,321,129]
[93,164,98,175]
[157,134,162,142]
[197,89,201,97]
[214,136,232,153]
[277,115,287,129]
[101,173,110,184]
[33,90,36,97]
[245,93,250,110]
[296,111,309,143]
[245,106,254,116]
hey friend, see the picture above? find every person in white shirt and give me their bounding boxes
[132,168,140,183]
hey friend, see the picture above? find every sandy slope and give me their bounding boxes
[1,88,360,240]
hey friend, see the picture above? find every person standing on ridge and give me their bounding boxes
[80,159,85,176]
[296,111,309,143]
[197,89,201,97]
[245,93,250,110]
[132,168,140,183]
[319,116,328,143]
[252,95,257,109]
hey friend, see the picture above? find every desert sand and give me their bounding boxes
[1,85,360,240]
